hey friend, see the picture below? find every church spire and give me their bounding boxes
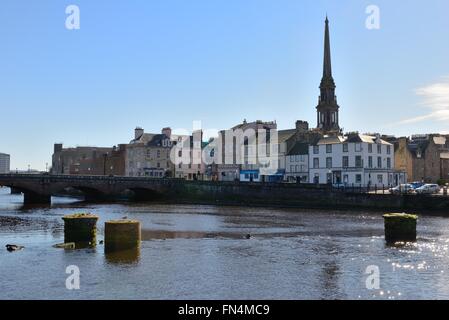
[323,16,332,78]
[316,16,340,133]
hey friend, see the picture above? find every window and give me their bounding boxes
[387,145,391,155]
[313,146,319,154]
[356,174,362,184]
[377,157,382,168]
[295,155,299,162]
[296,165,300,172]
[355,143,362,152]
[368,156,373,168]
[326,157,332,168]
[178,163,182,169]
[387,158,391,169]
[368,144,373,153]
[377,175,383,184]
[342,156,349,168]
[355,156,362,168]
[377,144,382,154]
[157,162,160,168]
[343,144,349,153]
[343,175,349,184]
[326,144,332,153]
[313,158,319,169]
[300,165,306,172]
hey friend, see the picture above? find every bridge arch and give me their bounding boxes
[68,186,109,201]
[0,185,52,205]
[125,187,164,201]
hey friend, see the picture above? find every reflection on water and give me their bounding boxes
[2,186,449,300]
[105,247,140,264]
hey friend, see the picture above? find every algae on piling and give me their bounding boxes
[383,213,418,244]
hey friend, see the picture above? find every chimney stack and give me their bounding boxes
[135,127,144,140]
[162,127,172,138]
[295,121,309,132]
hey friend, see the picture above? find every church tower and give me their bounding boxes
[316,16,340,133]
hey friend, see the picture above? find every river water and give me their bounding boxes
[1,186,449,300]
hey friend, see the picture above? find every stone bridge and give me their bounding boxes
[0,174,176,204]
[1,174,448,212]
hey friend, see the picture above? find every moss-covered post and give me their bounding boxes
[62,213,99,247]
[105,247,140,264]
[383,213,417,244]
[104,220,141,253]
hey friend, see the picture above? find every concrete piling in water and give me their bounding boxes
[104,220,141,253]
[62,213,99,247]
[105,247,141,264]
[383,213,417,244]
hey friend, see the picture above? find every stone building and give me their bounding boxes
[217,119,278,182]
[126,127,175,178]
[392,134,449,183]
[171,130,218,181]
[69,144,127,176]
[51,144,112,175]
[0,153,10,174]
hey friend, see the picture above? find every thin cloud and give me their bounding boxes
[398,76,449,125]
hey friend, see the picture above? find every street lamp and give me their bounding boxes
[103,153,108,176]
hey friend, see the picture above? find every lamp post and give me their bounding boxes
[103,153,108,176]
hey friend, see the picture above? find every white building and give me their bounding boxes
[285,142,309,183]
[0,153,10,174]
[172,130,207,180]
[217,120,279,182]
[309,134,396,187]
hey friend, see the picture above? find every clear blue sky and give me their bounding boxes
[1,0,449,170]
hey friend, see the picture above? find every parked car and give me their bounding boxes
[332,183,346,189]
[389,184,415,195]
[415,184,441,195]
[410,182,425,189]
